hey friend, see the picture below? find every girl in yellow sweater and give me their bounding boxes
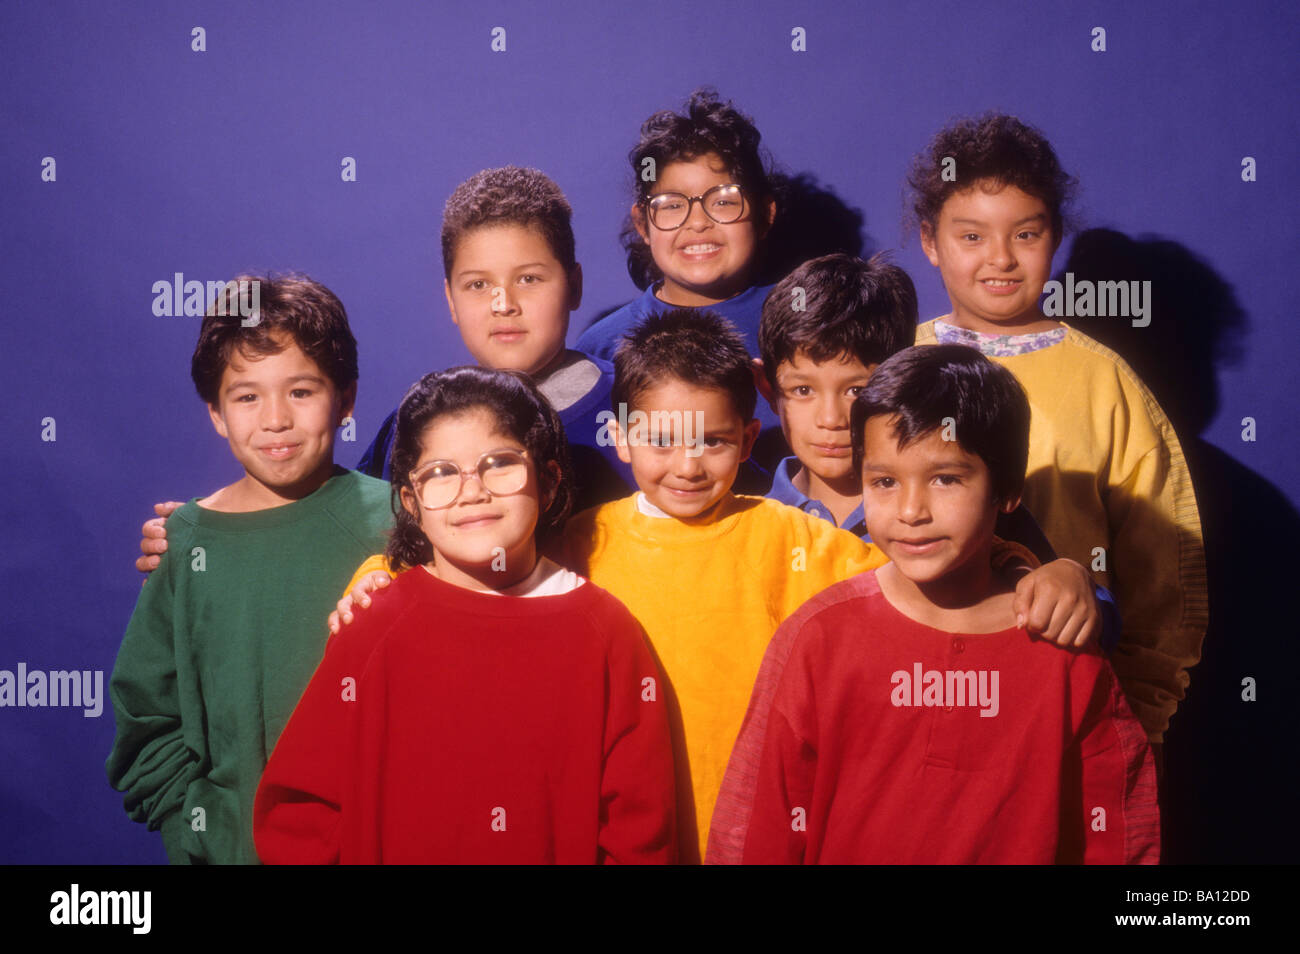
[908,113,1207,750]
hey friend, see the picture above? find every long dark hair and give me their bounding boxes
[385,366,574,570]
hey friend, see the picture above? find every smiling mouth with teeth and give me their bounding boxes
[680,244,721,254]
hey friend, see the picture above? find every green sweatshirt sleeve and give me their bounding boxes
[105,530,201,860]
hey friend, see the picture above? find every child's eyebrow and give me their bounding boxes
[224,373,326,391]
[950,213,1047,227]
[455,262,553,277]
[862,456,977,472]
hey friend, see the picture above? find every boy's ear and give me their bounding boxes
[337,382,358,425]
[206,402,229,440]
[738,417,762,463]
[919,222,940,267]
[444,279,460,326]
[607,416,632,465]
[752,358,778,408]
[999,492,1023,515]
[566,262,584,313]
[631,202,649,244]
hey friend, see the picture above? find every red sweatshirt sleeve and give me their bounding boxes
[597,604,677,864]
[1063,655,1161,864]
[740,707,814,865]
[253,627,366,865]
[739,640,817,866]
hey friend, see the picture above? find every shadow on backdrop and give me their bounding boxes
[1060,228,1298,864]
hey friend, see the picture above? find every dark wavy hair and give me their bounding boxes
[191,273,357,405]
[385,366,574,570]
[759,253,917,390]
[621,88,774,289]
[850,345,1030,504]
[906,113,1077,241]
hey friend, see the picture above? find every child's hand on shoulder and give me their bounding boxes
[1011,558,1099,648]
[136,501,184,576]
[328,570,394,634]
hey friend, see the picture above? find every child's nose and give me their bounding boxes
[815,395,847,429]
[491,285,520,314]
[898,484,931,522]
[683,199,713,230]
[987,236,1017,269]
[454,471,492,504]
[670,445,706,477]
[262,395,292,430]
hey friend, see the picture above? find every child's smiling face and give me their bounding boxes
[614,377,759,519]
[921,181,1059,333]
[207,332,353,507]
[634,152,774,308]
[400,407,550,590]
[444,224,582,377]
[860,415,1012,591]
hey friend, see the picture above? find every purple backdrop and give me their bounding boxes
[2,0,1295,863]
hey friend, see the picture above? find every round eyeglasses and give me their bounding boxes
[643,183,747,230]
[409,449,530,510]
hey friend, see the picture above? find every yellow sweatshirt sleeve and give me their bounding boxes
[1103,435,1207,742]
[774,507,888,623]
[341,553,402,600]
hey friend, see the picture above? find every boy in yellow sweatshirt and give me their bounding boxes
[337,309,1107,862]
[908,113,1207,749]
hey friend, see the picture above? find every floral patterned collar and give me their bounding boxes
[933,318,1066,357]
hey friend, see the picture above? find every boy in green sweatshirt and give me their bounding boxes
[105,275,392,863]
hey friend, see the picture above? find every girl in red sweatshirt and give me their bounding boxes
[254,366,676,863]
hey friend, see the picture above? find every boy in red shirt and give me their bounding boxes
[730,345,1158,864]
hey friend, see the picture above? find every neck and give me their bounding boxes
[530,347,573,383]
[794,465,861,526]
[655,275,747,309]
[946,306,1060,337]
[210,461,338,513]
[878,540,1013,632]
[430,541,539,592]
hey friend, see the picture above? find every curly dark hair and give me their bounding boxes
[620,88,774,289]
[612,308,757,422]
[440,166,577,279]
[191,273,357,405]
[385,366,574,570]
[905,113,1077,241]
[759,253,917,390]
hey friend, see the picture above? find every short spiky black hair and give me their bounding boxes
[441,166,577,279]
[759,253,917,390]
[850,345,1030,503]
[612,308,757,422]
[907,113,1076,240]
[620,88,774,289]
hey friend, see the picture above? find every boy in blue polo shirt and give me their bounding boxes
[756,253,1056,563]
